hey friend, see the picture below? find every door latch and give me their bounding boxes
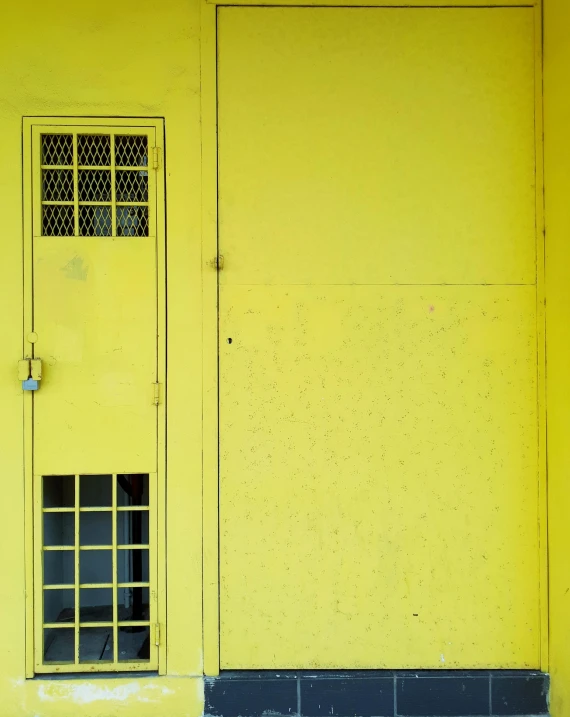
[19,358,42,391]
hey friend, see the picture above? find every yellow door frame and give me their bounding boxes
[22,117,167,677]
[201,0,546,677]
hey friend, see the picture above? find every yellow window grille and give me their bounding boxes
[36,473,159,672]
[40,132,150,237]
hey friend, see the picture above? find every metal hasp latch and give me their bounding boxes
[19,358,42,391]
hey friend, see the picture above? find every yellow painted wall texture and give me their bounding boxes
[544,1,570,714]
[0,1,204,713]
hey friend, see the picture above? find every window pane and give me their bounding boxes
[43,475,74,509]
[44,588,74,624]
[79,474,112,508]
[118,625,150,662]
[79,626,113,663]
[44,627,74,663]
[43,513,74,547]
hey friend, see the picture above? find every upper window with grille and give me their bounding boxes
[38,131,154,238]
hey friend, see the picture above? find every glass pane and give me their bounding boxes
[118,625,150,662]
[80,549,112,584]
[117,511,148,545]
[43,512,74,547]
[44,627,74,663]
[80,512,112,546]
[44,549,74,586]
[79,474,112,508]
[44,588,74,624]
[117,548,149,584]
[117,474,149,507]
[117,586,149,622]
[43,475,74,508]
[79,626,113,663]
[79,588,113,622]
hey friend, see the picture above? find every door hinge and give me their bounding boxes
[152,382,161,406]
[152,146,160,170]
[154,623,161,647]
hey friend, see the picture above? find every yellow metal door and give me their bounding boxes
[25,121,165,673]
[218,8,541,668]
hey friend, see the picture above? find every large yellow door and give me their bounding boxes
[27,121,165,672]
[218,8,540,668]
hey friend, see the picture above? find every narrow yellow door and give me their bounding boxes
[27,122,165,673]
[218,8,540,668]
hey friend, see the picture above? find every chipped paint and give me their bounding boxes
[37,682,145,704]
[14,677,203,717]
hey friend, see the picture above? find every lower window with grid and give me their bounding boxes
[35,473,158,672]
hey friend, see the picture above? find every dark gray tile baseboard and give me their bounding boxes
[204,671,549,717]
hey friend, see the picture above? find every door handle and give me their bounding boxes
[19,358,42,391]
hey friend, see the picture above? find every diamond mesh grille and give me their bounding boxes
[40,132,151,237]
[117,206,149,237]
[78,135,111,166]
[41,134,73,166]
[115,136,148,167]
[116,171,148,202]
[78,170,112,203]
[42,169,74,202]
[42,205,75,236]
[79,206,113,236]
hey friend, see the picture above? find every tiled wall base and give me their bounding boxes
[205,671,549,717]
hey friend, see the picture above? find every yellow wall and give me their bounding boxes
[1,0,568,713]
[544,1,570,714]
[0,1,204,713]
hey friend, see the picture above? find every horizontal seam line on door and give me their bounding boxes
[219,282,537,287]
[215,5,534,9]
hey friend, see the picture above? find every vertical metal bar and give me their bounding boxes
[534,0,549,672]
[153,120,167,674]
[33,476,45,672]
[112,474,118,663]
[131,476,143,621]
[110,134,117,237]
[27,126,40,672]
[149,471,158,667]
[201,0,221,676]
[74,474,80,665]
[72,134,79,236]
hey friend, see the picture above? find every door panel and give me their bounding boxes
[34,236,157,474]
[217,8,536,288]
[220,285,538,668]
[27,123,164,673]
[32,128,158,476]
[218,7,539,668]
